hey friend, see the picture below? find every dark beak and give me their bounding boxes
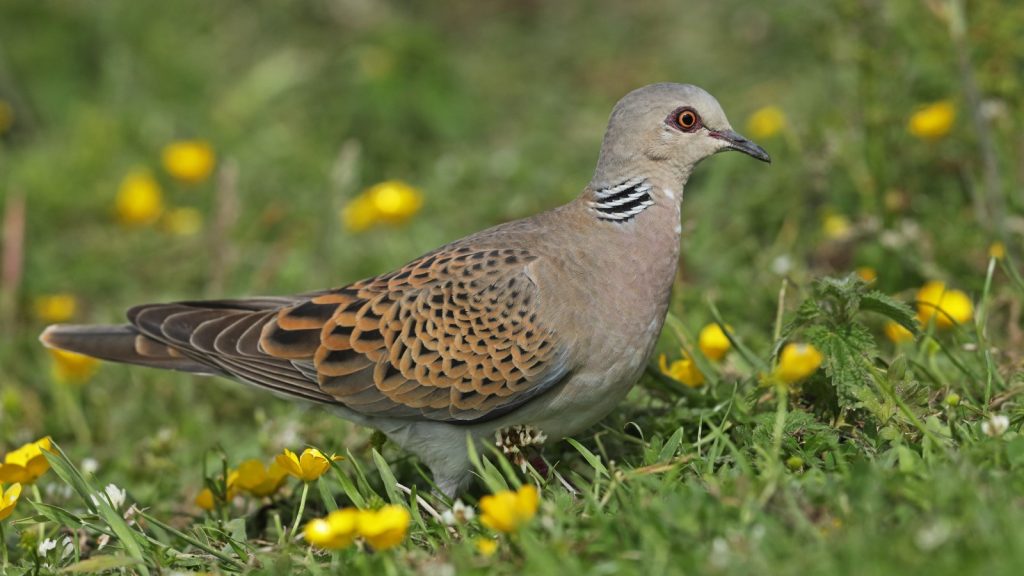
[710,129,771,163]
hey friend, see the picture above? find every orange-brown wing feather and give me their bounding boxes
[261,246,568,422]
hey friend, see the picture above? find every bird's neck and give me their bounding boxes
[580,169,687,225]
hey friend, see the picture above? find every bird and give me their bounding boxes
[41,83,770,497]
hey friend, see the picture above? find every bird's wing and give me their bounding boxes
[130,244,570,423]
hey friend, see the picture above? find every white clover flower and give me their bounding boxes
[441,499,475,525]
[80,457,100,475]
[91,483,127,510]
[38,538,58,556]
[981,414,1010,437]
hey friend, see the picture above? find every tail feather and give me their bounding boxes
[40,324,216,374]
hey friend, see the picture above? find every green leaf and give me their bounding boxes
[372,449,402,505]
[658,427,686,462]
[814,275,866,322]
[29,501,85,529]
[861,291,919,334]
[61,555,142,573]
[807,322,877,408]
[44,443,150,575]
[333,465,367,508]
[466,436,509,494]
[566,438,608,478]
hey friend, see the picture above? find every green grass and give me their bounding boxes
[2,1,1024,574]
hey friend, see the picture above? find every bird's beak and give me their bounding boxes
[709,129,771,163]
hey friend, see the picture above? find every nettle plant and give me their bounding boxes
[781,275,928,440]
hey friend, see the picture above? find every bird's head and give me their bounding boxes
[592,83,769,189]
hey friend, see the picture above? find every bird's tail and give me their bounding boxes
[39,324,214,374]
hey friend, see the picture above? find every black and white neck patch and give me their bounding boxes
[589,178,654,223]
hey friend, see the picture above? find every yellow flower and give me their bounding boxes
[274,448,340,482]
[234,459,288,497]
[304,508,360,550]
[479,484,539,533]
[341,180,423,232]
[658,353,705,388]
[341,195,378,233]
[774,343,823,384]
[822,213,852,240]
[746,106,786,139]
[116,169,164,226]
[856,267,877,283]
[34,293,78,323]
[475,537,498,557]
[908,101,955,140]
[358,505,410,550]
[916,281,973,328]
[49,348,100,385]
[989,242,1005,260]
[195,467,241,511]
[884,321,914,344]
[0,100,12,134]
[0,483,21,521]
[698,323,732,361]
[195,488,215,511]
[0,437,53,484]
[162,140,216,184]
[163,207,203,237]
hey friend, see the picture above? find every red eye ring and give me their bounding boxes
[677,109,699,130]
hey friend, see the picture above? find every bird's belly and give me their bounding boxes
[511,314,664,440]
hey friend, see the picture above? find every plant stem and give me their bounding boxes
[290,482,310,540]
[774,278,789,344]
[0,521,7,569]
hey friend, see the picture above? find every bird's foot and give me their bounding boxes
[494,425,548,473]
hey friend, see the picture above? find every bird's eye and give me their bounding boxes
[677,109,700,130]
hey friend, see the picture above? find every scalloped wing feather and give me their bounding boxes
[120,247,569,423]
[262,245,569,422]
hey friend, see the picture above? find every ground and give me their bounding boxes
[1,1,1023,574]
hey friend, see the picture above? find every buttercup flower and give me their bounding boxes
[304,508,360,550]
[234,459,288,497]
[479,484,539,533]
[989,242,1005,260]
[475,537,498,557]
[774,343,823,384]
[33,293,77,323]
[358,505,410,550]
[342,180,423,232]
[195,468,241,511]
[0,483,21,521]
[659,353,704,388]
[0,437,53,484]
[698,323,732,361]
[856,267,877,283]
[916,281,973,328]
[195,488,216,511]
[908,101,955,140]
[116,169,164,226]
[884,321,914,344]
[163,207,203,237]
[746,106,785,139]
[275,448,340,482]
[822,213,852,240]
[49,348,100,385]
[162,140,216,184]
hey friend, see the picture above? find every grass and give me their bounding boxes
[1,1,1024,574]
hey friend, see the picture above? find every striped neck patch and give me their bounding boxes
[589,178,654,222]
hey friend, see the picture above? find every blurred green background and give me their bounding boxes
[1,1,1023,573]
